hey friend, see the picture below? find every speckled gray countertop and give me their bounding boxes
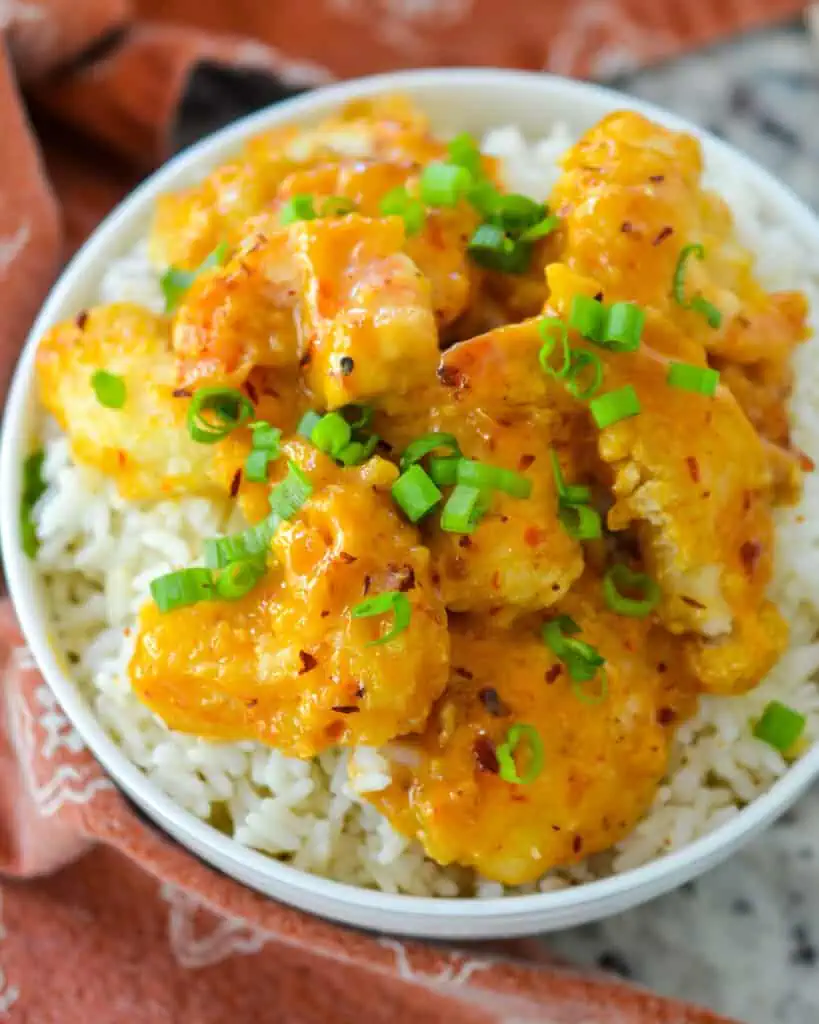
[544,20,819,1024]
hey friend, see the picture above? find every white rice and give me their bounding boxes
[32,124,819,897]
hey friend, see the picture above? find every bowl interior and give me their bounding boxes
[3,68,819,939]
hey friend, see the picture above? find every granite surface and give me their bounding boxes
[545,20,819,1024]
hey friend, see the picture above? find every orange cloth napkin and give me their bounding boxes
[0,2,804,1019]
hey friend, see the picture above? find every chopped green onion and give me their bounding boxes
[160,241,229,312]
[571,668,610,705]
[549,450,591,506]
[467,179,501,218]
[667,362,720,396]
[456,459,532,499]
[279,194,317,225]
[590,386,641,429]
[489,194,544,232]
[320,195,356,217]
[447,132,482,177]
[558,502,602,540]
[204,519,277,568]
[538,318,572,379]
[602,565,660,618]
[20,449,46,558]
[569,295,606,342]
[603,302,645,352]
[245,422,282,482]
[399,433,461,473]
[420,162,472,207]
[150,568,215,612]
[311,412,353,459]
[519,214,560,242]
[428,454,460,486]
[337,435,380,466]
[391,464,442,522]
[565,349,604,399]
[297,410,322,439]
[250,422,282,451]
[269,461,313,520]
[441,484,489,533]
[215,559,266,600]
[245,449,273,483]
[467,225,531,274]
[672,244,722,328]
[753,700,806,753]
[542,616,605,684]
[90,370,126,409]
[186,387,255,444]
[352,591,412,646]
[341,404,373,431]
[496,723,544,785]
[379,187,425,236]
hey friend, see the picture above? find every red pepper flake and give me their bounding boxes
[656,706,676,725]
[473,735,499,774]
[431,571,441,586]
[524,526,546,548]
[593,291,604,303]
[686,456,700,483]
[298,650,318,674]
[742,491,752,512]
[518,453,536,471]
[797,449,815,473]
[299,350,312,369]
[245,698,258,708]
[740,539,763,576]
[681,595,705,609]
[75,310,89,330]
[355,684,366,698]
[229,469,242,497]
[332,705,360,714]
[478,687,510,717]
[490,570,501,590]
[437,364,464,389]
[458,535,472,549]
[454,666,474,680]
[320,610,330,618]
[337,551,357,564]
[326,720,345,741]
[339,356,355,376]
[572,835,584,854]
[649,174,665,183]
[172,387,193,398]
[117,450,127,468]
[384,564,416,592]
[737,314,751,328]
[244,379,259,404]
[620,221,634,234]
[544,664,562,684]
[657,661,668,674]
[363,574,372,595]
[653,226,674,246]
[499,515,510,524]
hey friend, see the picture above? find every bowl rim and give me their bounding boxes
[3,66,819,927]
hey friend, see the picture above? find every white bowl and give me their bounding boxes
[3,68,819,940]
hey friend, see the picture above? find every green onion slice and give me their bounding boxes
[215,559,266,600]
[549,450,591,506]
[447,132,482,177]
[311,412,353,459]
[379,187,425,236]
[565,349,604,399]
[590,386,641,429]
[337,435,380,466]
[204,520,277,569]
[296,410,322,439]
[468,225,531,274]
[245,422,282,482]
[519,214,560,243]
[279,194,317,225]
[569,295,606,342]
[538,318,572,379]
[160,241,229,313]
[150,567,215,612]
[456,459,532,500]
[187,387,255,444]
[441,484,490,533]
[245,449,273,483]
[603,302,645,352]
[558,502,602,540]
[269,461,313,520]
[399,433,461,473]
[467,179,501,218]
[672,244,722,328]
[341,404,374,432]
[420,161,472,207]
[753,700,806,754]
[602,565,661,618]
[667,362,720,396]
[496,724,544,785]
[352,591,412,646]
[391,464,442,523]
[542,616,605,683]
[428,454,460,487]
[91,370,126,409]
[320,195,356,217]
[20,449,46,558]
[489,193,544,232]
